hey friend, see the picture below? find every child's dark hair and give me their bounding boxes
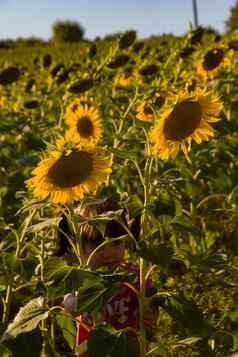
[54,198,140,256]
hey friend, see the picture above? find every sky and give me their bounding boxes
[0,0,236,40]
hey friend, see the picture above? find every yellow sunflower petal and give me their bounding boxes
[25,145,112,204]
[150,89,222,160]
[64,100,103,147]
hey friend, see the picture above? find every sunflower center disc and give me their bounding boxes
[77,116,94,137]
[48,151,93,188]
[202,49,224,71]
[164,100,202,141]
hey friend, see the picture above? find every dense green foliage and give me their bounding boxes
[1,28,238,356]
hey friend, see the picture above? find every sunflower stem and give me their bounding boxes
[113,87,138,149]
[2,209,36,324]
[93,41,118,80]
[86,236,127,268]
[138,125,155,357]
[226,81,231,121]
[139,152,154,357]
[139,257,146,357]
[70,207,85,265]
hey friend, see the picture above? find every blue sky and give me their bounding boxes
[0,0,236,40]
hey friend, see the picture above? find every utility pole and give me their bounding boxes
[192,0,199,28]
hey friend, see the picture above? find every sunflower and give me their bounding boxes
[115,74,131,87]
[136,101,155,122]
[150,89,222,161]
[115,69,133,87]
[65,97,95,117]
[25,143,112,204]
[64,101,103,147]
[197,47,232,79]
[136,93,165,122]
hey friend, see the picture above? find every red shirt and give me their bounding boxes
[75,263,153,357]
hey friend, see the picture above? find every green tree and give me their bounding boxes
[226,1,238,32]
[52,20,85,44]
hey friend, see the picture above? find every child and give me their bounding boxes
[61,198,158,357]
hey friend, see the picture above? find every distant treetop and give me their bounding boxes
[52,20,85,44]
[226,1,238,32]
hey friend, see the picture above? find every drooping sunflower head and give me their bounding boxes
[197,46,232,79]
[25,143,112,204]
[150,89,222,161]
[64,100,103,146]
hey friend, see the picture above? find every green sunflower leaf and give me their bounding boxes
[0,297,49,343]
[171,216,200,236]
[55,311,76,350]
[88,324,140,357]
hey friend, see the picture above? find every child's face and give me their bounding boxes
[84,239,126,270]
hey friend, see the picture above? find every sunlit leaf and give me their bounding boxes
[0,297,49,343]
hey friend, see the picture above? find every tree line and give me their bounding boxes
[1,2,238,50]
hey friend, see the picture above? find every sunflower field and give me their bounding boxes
[1,27,238,357]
